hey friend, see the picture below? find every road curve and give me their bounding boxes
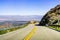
[0,24,35,40]
[0,24,60,40]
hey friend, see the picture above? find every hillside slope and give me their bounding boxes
[39,4,60,26]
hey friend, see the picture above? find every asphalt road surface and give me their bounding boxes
[0,24,60,40]
[30,26,60,40]
[0,24,34,40]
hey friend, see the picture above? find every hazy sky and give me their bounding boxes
[0,0,60,15]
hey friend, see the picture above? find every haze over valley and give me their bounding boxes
[0,15,43,21]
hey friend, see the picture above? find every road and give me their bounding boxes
[0,24,34,40]
[30,26,60,40]
[0,24,60,40]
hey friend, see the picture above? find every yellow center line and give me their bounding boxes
[24,26,36,40]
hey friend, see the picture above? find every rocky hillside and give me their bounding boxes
[39,4,60,26]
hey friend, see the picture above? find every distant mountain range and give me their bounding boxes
[0,15,43,21]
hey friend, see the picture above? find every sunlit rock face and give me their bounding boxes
[39,4,60,26]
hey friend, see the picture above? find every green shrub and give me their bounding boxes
[0,30,7,35]
[0,22,30,35]
[48,25,60,31]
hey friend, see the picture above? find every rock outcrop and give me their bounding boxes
[39,4,60,26]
